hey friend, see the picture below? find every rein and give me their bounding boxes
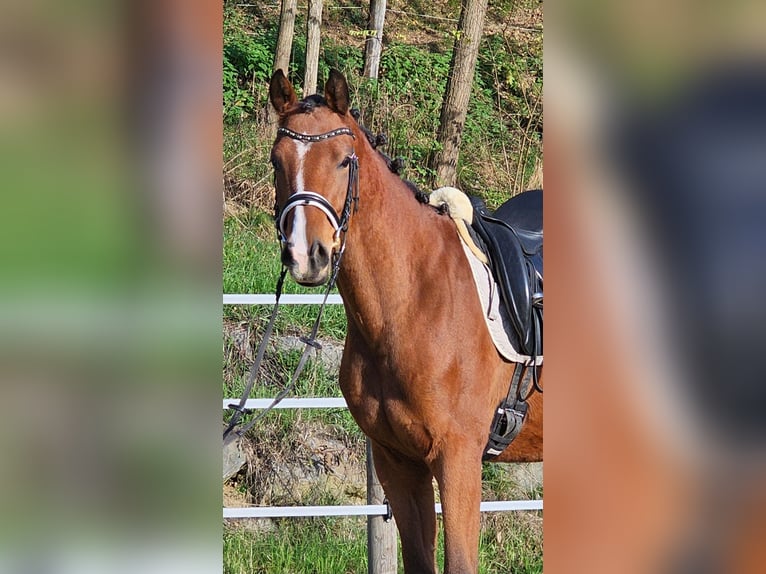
[223,125,359,444]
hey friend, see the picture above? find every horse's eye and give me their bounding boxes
[339,156,350,168]
[271,156,281,171]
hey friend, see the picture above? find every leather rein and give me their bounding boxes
[223,125,359,443]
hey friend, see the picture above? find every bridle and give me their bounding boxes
[274,126,359,258]
[223,124,360,444]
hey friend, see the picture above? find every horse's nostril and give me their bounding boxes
[310,240,330,268]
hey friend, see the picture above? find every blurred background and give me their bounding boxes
[1,0,765,572]
[0,0,221,572]
[546,0,766,572]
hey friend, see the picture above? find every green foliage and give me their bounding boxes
[222,8,542,195]
[223,8,275,123]
[379,43,452,101]
[317,43,364,83]
[470,33,543,203]
[376,43,453,184]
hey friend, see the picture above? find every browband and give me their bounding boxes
[277,126,355,143]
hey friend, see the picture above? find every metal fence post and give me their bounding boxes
[367,439,397,574]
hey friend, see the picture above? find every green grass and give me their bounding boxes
[223,213,347,339]
[223,518,367,574]
[224,518,367,574]
[224,509,542,574]
[222,342,361,437]
[223,345,338,397]
[479,514,543,573]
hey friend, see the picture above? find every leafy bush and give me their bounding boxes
[223,9,275,123]
[222,6,543,196]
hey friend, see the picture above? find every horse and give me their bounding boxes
[268,68,543,573]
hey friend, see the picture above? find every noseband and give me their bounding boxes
[274,126,359,250]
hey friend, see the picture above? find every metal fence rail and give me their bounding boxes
[222,397,348,409]
[223,293,344,305]
[224,500,543,519]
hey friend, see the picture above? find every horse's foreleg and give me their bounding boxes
[431,442,483,574]
[371,441,438,574]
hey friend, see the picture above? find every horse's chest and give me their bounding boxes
[341,365,435,458]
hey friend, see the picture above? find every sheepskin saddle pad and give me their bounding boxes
[429,187,543,364]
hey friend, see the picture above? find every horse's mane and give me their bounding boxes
[283,95,429,205]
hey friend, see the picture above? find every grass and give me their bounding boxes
[224,518,367,574]
[224,510,542,573]
[223,213,347,339]
[222,339,361,438]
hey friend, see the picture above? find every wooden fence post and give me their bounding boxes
[367,439,397,574]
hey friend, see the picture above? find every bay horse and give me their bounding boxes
[268,69,542,573]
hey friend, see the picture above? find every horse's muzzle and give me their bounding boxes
[281,239,332,286]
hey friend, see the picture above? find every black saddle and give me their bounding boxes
[469,190,543,360]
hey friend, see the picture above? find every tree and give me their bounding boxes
[433,0,488,186]
[363,0,386,79]
[304,0,324,95]
[270,0,297,122]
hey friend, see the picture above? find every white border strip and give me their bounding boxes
[223,397,348,409]
[223,294,344,305]
[223,500,542,519]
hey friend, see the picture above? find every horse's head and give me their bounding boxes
[269,69,358,287]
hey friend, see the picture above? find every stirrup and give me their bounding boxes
[482,399,528,460]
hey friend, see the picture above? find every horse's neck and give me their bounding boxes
[337,154,447,345]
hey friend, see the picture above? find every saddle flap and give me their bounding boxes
[469,192,543,359]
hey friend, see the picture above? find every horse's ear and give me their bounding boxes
[324,69,349,115]
[269,69,297,114]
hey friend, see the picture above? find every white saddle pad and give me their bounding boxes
[460,242,543,366]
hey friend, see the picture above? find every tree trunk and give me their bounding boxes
[304,0,324,95]
[363,0,386,79]
[269,0,297,123]
[433,0,488,187]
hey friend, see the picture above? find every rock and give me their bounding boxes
[223,433,246,482]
